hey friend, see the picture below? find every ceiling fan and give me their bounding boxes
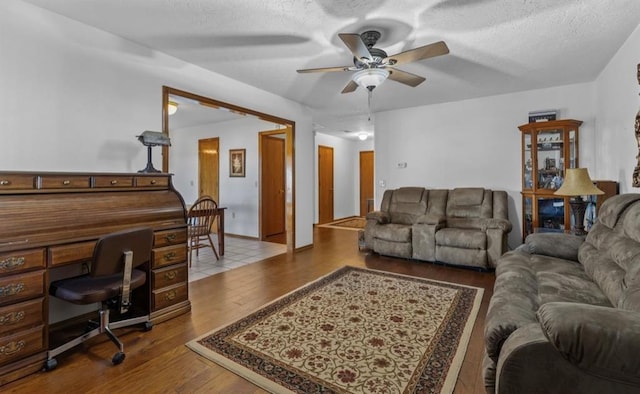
[297,30,449,93]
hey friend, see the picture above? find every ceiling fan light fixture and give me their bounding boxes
[352,68,389,91]
[167,100,178,116]
[358,132,368,141]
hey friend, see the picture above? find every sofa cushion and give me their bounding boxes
[538,302,640,386]
[372,223,412,243]
[446,188,492,218]
[436,227,486,249]
[388,187,427,225]
[485,250,611,362]
[580,198,640,309]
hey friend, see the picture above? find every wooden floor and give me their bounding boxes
[4,227,494,393]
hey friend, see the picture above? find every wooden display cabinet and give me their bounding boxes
[519,119,581,239]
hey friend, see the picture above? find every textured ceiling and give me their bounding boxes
[22,0,640,138]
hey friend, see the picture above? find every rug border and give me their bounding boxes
[317,216,365,231]
[186,265,484,393]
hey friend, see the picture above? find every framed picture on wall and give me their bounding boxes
[230,148,246,177]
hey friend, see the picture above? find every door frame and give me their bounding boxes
[259,130,289,244]
[161,86,296,252]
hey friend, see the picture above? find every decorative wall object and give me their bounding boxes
[634,63,640,187]
[229,148,246,177]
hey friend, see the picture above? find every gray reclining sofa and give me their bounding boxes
[364,187,512,270]
[484,193,640,393]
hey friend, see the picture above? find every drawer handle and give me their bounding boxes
[0,311,25,326]
[165,233,177,242]
[62,180,71,185]
[0,340,25,356]
[110,180,118,185]
[0,256,25,271]
[150,180,157,185]
[164,290,176,301]
[0,180,10,186]
[164,271,177,280]
[0,283,25,298]
[163,252,176,261]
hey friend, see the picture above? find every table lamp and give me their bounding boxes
[554,168,603,235]
[136,131,171,173]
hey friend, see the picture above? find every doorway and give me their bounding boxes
[161,86,296,252]
[359,150,374,216]
[260,131,286,244]
[318,145,334,224]
[198,137,219,203]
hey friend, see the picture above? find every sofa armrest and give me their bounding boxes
[365,211,390,224]
[415,214,445,225]
[537,302,640,386]
[522,233,584,262]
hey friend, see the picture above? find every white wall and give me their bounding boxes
[314,133,374,222]
[374,83,596,248]
[171,117,282,238]
[0,0,314,248]
[594,23,640,193]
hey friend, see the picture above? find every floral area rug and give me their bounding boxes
[186,266,483,393]
[318,217,366,231]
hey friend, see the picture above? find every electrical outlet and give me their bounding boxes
[232,212,236,219]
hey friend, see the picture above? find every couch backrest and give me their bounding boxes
[381,187,429,225]
[579,194,640,310]
[446,188,493,218]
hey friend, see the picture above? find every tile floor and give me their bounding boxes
[187,235,287,283]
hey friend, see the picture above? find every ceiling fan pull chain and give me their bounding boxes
[368,90,372,121]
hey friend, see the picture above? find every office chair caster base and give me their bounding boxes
[44,358,58,371]
[144,321,153,331]
[112,351,125,365]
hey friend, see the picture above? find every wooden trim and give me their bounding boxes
[294,243,313,253]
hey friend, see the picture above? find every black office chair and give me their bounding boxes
[45,227,154,371]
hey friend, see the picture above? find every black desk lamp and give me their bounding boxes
[554,168,603,235]
[137,131,171,173]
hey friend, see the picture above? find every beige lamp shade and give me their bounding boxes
[554,168,604,196]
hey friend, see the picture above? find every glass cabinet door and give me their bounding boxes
[536,197,565,232]
[536,129,564,191]
[523,132,533,189]
[523,196,533,237]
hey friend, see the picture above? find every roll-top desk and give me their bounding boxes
[0,171,190,385]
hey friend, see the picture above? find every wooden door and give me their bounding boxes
[318,145,334,224]
[198,137,219,204]
[359,150,374,216]
[260,133,286,244]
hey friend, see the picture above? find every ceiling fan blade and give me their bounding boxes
[388,68,426,87]
[385,41,449,66]
[339,33,372,61]
[341,80,359,94]
[297,66,352,73]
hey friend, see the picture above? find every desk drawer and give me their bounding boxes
[152,264,187,289]
[0,271,45,306]
[135,176,169,188]
[38,175,91,189]
[0,325,45,367]
[93,175,134,188]
[48,241,95,267]
[0,249,45,276]
[151,244,187,269]
[0,298,44,337]
[152,283,188,311]
[0,174,35,190]
[154,229,187,247]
